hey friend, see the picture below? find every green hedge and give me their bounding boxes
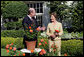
[2,1,28,19]
[38,38,83,56]
[4,20,23,30]
[1,37,83,56]
[1,37,24,49]
[1,30,25,38]
[61,39,83,56]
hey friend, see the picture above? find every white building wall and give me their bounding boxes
[42,2,50,28]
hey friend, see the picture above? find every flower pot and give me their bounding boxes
[25,40,36,50]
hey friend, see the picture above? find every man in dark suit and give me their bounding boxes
[22,8,45,48]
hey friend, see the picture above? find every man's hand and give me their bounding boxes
[37,26,42,31]
[37,26,46,31]
[41,26,46,31]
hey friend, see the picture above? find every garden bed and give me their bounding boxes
[1,37,83,56]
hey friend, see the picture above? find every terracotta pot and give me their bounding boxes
[25,40,36,50]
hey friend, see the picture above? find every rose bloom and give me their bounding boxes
[39,51,43,55]
[7,50,9,53]
[13,47,17,51]
[39,43,42,46]
[9,47,12,50]
[23,53,25,56]
[45,42,47,44]
[55,30,59,33]
[19,54,20,56]
[64,53,67,56]
[29,26,31,29]
[53,49,56,52]
[31,50,34,53]
[40,39,44,42]
[11,43,13,45]
[36,27,40,31]
[29,30,33,33]
[41,49,46,54]
[6,44,9,49]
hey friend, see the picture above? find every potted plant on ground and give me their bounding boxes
[24,23,41,50]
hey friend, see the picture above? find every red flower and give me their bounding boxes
[45,42,47,44]
[23,53,25,56]
[6,50,9,53]
[29,30,33,33]
[53,49,56,52]
[39,49,46,55]
[29,26,31,29]
[40,39,44,42]
[39,43,42,46]
[6,44,9,49]
[41,49,46,54]
[55,30,59,33]
[64,53,67,56]
[36,27,40,31]
[9,47,12,50]
[19,54,20,56]
[31,50,34,53]
[39,51,43,55]
[13,47,16,51]
[11,43,13,45]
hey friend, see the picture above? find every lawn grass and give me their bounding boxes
[1,48,8,56]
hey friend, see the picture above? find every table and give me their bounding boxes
[20,48,42,56]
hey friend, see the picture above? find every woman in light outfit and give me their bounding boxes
[46,12,63,56]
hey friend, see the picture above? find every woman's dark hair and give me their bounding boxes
[51,12,57,19]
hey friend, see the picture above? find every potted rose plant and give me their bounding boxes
[24,23,41,50]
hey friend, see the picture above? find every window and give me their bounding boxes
[27,3,43,13]
[27,2,43,26]
[36,15,42,26]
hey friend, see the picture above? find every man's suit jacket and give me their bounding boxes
[22,15,39,41]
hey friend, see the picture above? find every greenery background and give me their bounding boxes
[1,1,83,56]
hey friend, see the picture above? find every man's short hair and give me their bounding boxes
[28,8,35,15]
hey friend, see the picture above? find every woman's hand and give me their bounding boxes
[37,26,46,31]
[54,33,59,36]
[50,34,56,38]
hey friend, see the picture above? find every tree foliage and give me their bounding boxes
[48,1,83,32]
[47,1,69,23]
[70,1,83,32]
[2,1,28,19]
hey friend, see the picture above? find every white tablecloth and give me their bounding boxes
[20,48,42,53]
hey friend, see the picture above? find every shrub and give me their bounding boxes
[1,30,25,38]
[4,22,16,30]
[4,20,23,30]
[1,37,24,49]
[61,31,83,39]
[38,38,83,56]
[61,39,83,56]
[2,1,28,19]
